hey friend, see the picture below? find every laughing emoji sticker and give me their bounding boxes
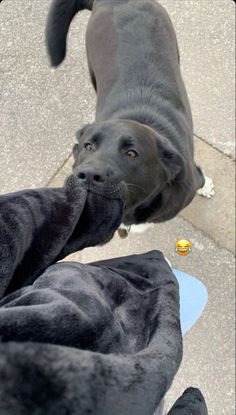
[175,239,192,255]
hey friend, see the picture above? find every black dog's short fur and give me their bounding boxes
[46,0,205,225]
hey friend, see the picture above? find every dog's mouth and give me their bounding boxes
[78,180,127,202]
[75,175,145,212]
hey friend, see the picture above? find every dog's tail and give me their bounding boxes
[46,0,94,67]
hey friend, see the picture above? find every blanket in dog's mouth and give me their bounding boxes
[0,172,208,414]
[0,171,182,415]
[75,177,127,201]
[0,174,123,296]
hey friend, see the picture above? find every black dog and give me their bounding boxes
[46,0,205,225]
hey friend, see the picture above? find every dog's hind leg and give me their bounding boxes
[195,165,215,199]
[89,67,97,91]
[197,175,215,198]
[194,165,215,199]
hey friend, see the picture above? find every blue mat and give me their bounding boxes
[173,269,208,335]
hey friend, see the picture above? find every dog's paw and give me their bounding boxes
[197,176,215,198]
[130,223,153,233]
[117,223,153,238]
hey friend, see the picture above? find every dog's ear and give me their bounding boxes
[157,138,186,182]
[72,143,79,160]
[73,123,93,162]
[75,123,93,142]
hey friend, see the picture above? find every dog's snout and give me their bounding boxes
[77,169,106,186]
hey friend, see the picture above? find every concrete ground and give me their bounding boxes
[0,0,235,414]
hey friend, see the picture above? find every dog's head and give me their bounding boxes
[72,119,185,224]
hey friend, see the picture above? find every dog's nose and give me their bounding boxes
[77,169,106,186]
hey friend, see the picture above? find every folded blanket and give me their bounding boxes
[0,176,207,415]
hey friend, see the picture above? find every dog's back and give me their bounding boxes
[47,0,192,148]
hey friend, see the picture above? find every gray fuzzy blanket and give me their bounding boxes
[0,176,207,414]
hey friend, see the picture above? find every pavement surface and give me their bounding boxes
[0,0,235,414]
[160,0,235,159]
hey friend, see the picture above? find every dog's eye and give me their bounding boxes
[84,143,94,151]
[125,150,139,159]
